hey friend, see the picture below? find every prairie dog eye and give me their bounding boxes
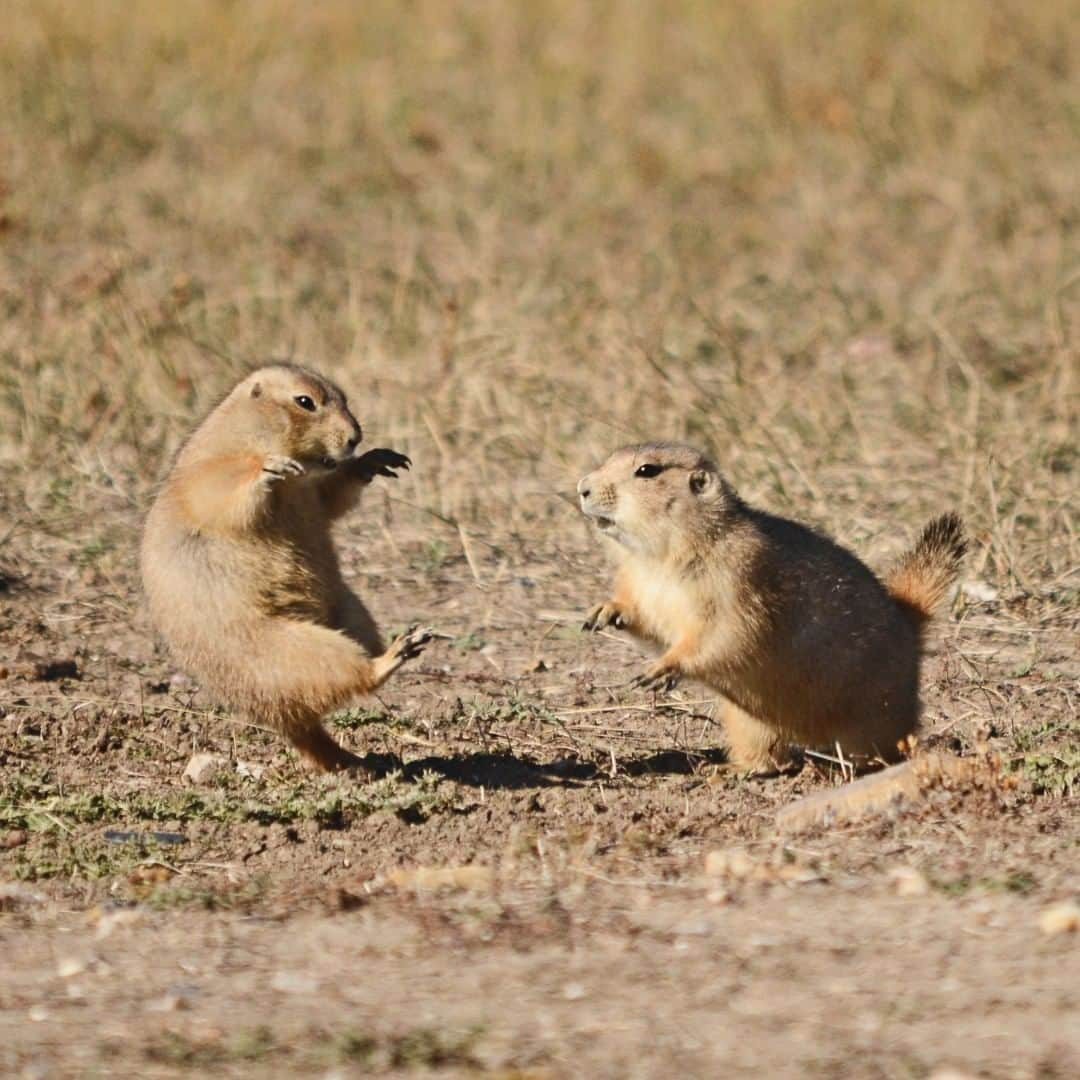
[294,395,316,412]
[634,463,663,478]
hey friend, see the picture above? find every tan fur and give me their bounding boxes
[885,511,967,626]
[141,363,431,772]
[579,442,966,773]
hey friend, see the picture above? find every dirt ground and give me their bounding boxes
[2,479,1077,1079]
[2,2,1078,1077]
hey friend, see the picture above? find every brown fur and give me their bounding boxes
[141,363,431,772]
[885,512,967,626]
[579,442,966,773]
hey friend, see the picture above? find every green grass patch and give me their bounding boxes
[0,769,453,880]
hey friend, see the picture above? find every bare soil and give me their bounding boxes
[2,480,1077,1079]
[1,2,1078,1076]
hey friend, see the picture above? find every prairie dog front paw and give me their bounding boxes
[631,662,681,693]
[390,624,435,662]
[262,455,306,483]
[354,447,412,481]
[583,602,628,632]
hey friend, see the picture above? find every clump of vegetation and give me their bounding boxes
[1010,720,1080,797]
[142,1026,277,1068]
[330,1025,485,1070]
[1,768,453,880]
[1015,751,1080,798]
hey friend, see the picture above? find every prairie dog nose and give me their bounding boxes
[577,476,592,499]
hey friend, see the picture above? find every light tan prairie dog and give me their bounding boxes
[578,442,967,772]
[141,362,433,772]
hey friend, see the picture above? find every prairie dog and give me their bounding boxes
[578,442,966,772]
[141,362,432,772]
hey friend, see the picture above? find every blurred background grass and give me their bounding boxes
[0,0,1075,581]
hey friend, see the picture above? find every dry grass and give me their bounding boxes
[0,15,1078,1070]
[2,13,1079,1076]
[0,0,1075,587]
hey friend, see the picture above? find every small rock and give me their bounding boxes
[270,970,319,995]
[57,956,88,979]
[146,993,188,1013]
[0,883,44,911]
[128,865,175,888]
[1,829,27,849]
[562,982,587,1000]
[236,760,265,781]
[1039,900,1080,937]
[146,984,199,1012]
[27,1006,49,1023]
[961,580,999,602]
[386,864,494,893]
[704,849,755,879]
[888,866,929,897]
[183,752,227,784]
[673,916,715,937]
[96,907,146,940]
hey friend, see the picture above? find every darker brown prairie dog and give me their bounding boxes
[141,362,433,773]
[578,442,966,773]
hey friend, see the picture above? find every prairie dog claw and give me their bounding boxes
[262,455,305,482]
[583,602,627,632]
[354,447,412,481]
[392,625,435,661]
[631,666,681,693]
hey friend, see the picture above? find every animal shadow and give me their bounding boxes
[359,746,728,790]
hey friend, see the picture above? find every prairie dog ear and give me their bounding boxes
[250,382,262,398]
[689,469,717,496]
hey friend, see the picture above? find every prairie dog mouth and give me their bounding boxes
[579,493,615,531]
[320,446,359,470]
[581,506,615,531]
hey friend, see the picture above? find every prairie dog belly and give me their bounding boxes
[626,559,704,646]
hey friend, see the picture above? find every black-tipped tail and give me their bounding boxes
[886,512,967,625]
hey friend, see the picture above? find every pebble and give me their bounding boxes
[146,984,199,1012]
[57,956,88,979]
[95,907,146,940]
[183,751,227,784]
[1039,900,1080,937]
[703,849,755,879]
[270,970,319,994]
[888,866,930,897]
[386,864,494,892]
[0,883,44,911]
[961,580,999,602]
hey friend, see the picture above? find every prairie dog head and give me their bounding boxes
[577,442,740,560]
[236,363,362,471]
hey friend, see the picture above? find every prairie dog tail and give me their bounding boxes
[886,512,967,625]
